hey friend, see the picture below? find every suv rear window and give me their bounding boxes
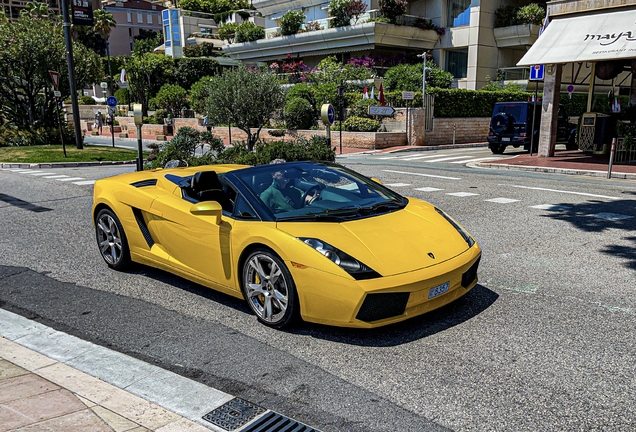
[493,104,527,123]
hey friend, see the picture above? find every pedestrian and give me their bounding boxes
[106,112,113,128]
[94,110,104,134]
[203,114,211,133]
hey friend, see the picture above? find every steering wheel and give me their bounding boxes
[301,186,321,206]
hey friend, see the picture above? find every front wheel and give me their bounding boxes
[95,208,131,271]
[490,144,506,155]
[241,249,299,329]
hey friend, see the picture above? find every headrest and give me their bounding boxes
[191,171,222,192]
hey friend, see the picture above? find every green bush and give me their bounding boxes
[379,0,407,24]
[148,127,224,169]
[79,95,96,105]
[235,22,265,43]
[517,4,545,25]
[114,88,128,105]
[383,62,452,92]
[329,0,352,27]
[153,84,188,117]
[280,10,305,35]
[144,109,168,124]
[342,116,380,132]
[174,58,221,90]
[0,125,79,147]
[349,98,378,118]
[284,97,315,130]
[494,5,518,27]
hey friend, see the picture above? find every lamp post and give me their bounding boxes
[416,52,431,107]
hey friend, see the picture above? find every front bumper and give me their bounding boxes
[290,244,482,328]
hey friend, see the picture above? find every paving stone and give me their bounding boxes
[0,374,59,403]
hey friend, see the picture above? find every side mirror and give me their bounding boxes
[190,201,223,224]
[370,177,383,185]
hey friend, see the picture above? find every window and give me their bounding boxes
[447,0,471,27]
[128,28,132,36]
[446,49,468,79]
[127,12,131,23]
[137,13,143,23]
[147,14,152,24]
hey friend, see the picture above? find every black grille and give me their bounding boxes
[131,179,157,188]
[462,256,481,288]
[356,292,409,322]
[132,208,154,248]
[202,398,266,431]
[242,411,319,432]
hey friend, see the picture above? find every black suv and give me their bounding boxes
[487,102,577,154]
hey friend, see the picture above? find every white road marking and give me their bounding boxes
[384,183,411,187]
[415,187,444,192]
[447,192,479,197]
[486,198,520,204]
[56,177,85,182]
[400,154,452,161]
[588,212,633,221]
[530,204,572,211]
[452,157,504,164]
[502,184,619,200]
[20,170,44,174]
[383,170,461,180]
[377,153,447,160]
[27,172,55,176]
[4,169,32,173]
[43,175,70,179]
[423,156,474,163]
[73,180,96,185]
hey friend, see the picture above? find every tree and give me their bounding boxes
[20,1,54,19]
[379,0,407,24]
[0,13,100,128]
[173,58,220,90]
[204,64,285,151]
[126,53,174,116]
[280,10,305,35]
[132,31,162,57]
[153,84,188,117]
[329,0,351,27]
[218,22,239,43]
[347,0,367,24]
[93,9,116,93]
[383,62,452,91]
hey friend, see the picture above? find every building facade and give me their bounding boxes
[103,0,165,56]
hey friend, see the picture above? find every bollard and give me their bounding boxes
[607,138,616,179]
[453,123,456,146]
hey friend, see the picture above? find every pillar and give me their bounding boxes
[538,64,562,157]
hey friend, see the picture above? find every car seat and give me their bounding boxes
[191,171,232,211]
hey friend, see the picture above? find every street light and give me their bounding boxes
[416,52,431,107]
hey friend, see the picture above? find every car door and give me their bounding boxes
[149,193,236,290]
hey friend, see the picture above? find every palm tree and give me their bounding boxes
[93,9,117,94]
[20,2,52,19]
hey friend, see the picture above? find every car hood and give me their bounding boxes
[276,199,471,277]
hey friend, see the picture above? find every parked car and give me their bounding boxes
[92,161,481,329]
[487,102,577,154]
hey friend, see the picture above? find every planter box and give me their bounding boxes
[494,24,539,48]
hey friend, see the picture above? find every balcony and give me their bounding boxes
[493,24,539,48]
[224,18,441,61]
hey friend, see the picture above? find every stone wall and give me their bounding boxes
[425,117,490,145]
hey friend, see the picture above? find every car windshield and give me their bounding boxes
[233,162,407,221]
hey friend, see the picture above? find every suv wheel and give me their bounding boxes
[490,144,506,155]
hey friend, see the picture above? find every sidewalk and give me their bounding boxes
[0,309,308,432]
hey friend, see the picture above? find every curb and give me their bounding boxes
[0,160,137,169]
[474,162,636,180]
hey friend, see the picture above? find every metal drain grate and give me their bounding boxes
[242,411,319,432]
[202,398,266,431]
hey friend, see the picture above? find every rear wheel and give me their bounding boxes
[241,249,299,329]
[95,208,131,271]
[490,144,506,155]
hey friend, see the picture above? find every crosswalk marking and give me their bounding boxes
[451,157,504,164]
[503,184,619,200]
[56,177,84,182]
[379,153,449,161]
[400,154,452,161]
[415,187,443,192]
[385,183,411,187]
[423,156,474,163]
[486,198,520,204]
[43,175,70,179]
[383,170,461,180]
[20,170,45,174]
[27,172,55,176]
[531,204,572,211]
[73,180,96,185]
[447,192,479,197]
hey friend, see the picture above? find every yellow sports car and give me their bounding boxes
[92,161,481,329]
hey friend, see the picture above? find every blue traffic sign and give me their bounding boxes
[106,96,118,107]
[529,64,544,81]
[327,104,335,124]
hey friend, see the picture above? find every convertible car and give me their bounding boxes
[92,161,481,329]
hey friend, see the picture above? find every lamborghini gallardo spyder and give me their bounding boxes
[92,161,481,329]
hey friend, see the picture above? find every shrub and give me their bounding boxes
[218,22,239,43]
[342,116,380,132]
[280,10,305,36]
[413,18,445,35]
[304,20,322,31]
[384,62,452,92]
[516,3,545,25]
[268,129,286,137]
[153,84,188,117]
[145,109,168,124]
[0,125,78,147]
[329,0,352,27]
[494,5,518,27]
[114,88,128,104]
[284,97,315,130]
[379,0,406,24]
[349,98,378,118]
[347,0,367,24]
[366,17,391,23]
[235,22,265,43]
[79,95,96,105]
[149,127,224,169]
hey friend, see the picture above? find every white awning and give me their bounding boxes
[518,9,636,66]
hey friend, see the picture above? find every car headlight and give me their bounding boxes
[299,238,380,280]
[434,208,475,248]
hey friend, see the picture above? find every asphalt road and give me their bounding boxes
[1,152,635,431]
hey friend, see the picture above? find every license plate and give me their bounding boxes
[502,137,510,142]
[428,281,450,299]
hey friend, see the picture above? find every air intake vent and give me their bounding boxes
[131,179,157,188]
[461,256,481,288]
[356,292,409,322]
[132,208,154,247]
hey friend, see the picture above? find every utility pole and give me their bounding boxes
[416,52,431,107]
[61,0,83,149]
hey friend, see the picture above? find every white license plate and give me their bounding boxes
[502,137,510,142]
[428,282,450,299]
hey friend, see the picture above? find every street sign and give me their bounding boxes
[53,90,61,98]
[108,106,116,115]
[321,104,335,125]
[119,81,129,89]
[368,106,395,116]
[529,64,544,81]
[402,91,415,100]
[106,96,118,107]
[48,71,60,90]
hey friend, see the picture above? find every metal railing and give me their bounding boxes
[498,67,530,81]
